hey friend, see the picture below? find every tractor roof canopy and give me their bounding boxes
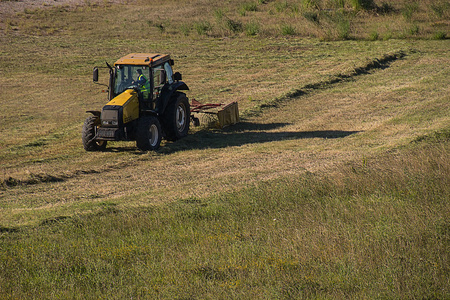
[114,53,172,67]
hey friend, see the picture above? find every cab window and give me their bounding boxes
[164,62,174,84]
[114,65,150,98]
[152,65,166,99]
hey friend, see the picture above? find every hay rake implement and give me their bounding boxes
[190,99,239,128]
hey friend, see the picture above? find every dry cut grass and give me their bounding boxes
[0,36,449,227]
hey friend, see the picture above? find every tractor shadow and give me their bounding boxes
[104,146,146,154]
[160,122,360,153]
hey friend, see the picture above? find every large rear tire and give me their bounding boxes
[82,116,107,151]
[162,93,190,141]
[136,115,162,151]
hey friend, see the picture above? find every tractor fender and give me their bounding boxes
[170,81,189,92]
[86,110,101,117]
[158,81,189,114]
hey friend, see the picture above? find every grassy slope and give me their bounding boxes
[0,0,449,298]
[2,138,448,299]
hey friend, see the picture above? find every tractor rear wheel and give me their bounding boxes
[136,115,162,151]
[162,92,190,141]
[82,116,107,151]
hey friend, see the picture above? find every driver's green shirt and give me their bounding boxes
[137,74,150,98]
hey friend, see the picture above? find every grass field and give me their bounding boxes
[0,0,449,298]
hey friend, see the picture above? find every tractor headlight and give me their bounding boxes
[102,120,118,126]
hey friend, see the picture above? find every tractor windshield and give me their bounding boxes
[114,65,150,96]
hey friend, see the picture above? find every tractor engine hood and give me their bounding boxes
[101,89,140,126]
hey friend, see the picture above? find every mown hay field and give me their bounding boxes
[0,0,449,298]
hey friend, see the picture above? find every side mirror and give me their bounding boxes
[169,59,174,66]
[173,72,182,81]
[160,70,167,85]
[93,67,99,82]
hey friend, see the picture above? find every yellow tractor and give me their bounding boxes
[82,53,190,151]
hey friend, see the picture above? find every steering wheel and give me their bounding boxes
[126,84,139,90]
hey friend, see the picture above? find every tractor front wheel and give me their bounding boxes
[82,116,107,151]
[136,115,162,151]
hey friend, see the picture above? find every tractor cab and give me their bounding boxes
[111,54,176,109]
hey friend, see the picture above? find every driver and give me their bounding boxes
[133,69,150,99]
